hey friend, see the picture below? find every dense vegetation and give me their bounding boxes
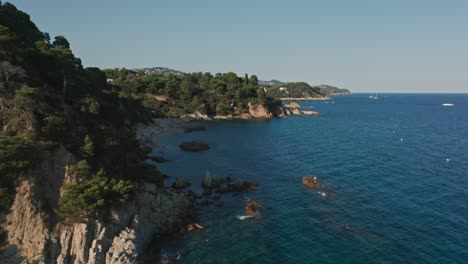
[103,69,281,117]
[0,1,162,220]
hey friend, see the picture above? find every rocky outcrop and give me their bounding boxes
[284,101,300,108]
[180,111,209,120]
[247,102,273,118]
[279,102,320,117]
[2,147,194,264]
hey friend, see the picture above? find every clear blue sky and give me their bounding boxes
[7,0,468,93]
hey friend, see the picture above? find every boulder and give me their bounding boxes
[201,172,213,188]
[186,223,204,232]
[245,200,261,217]
[302,176,322,189]
[179,141,210,152]
[172,177,191,189]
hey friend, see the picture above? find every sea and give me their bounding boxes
[151,94,468,264]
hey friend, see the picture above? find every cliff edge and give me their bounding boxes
[1,147,194,264]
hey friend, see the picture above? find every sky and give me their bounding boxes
[6,0,468,93]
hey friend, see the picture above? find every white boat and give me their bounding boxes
[369,92,379,99]
[442,103,454,106]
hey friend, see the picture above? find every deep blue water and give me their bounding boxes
[152,94,468,263]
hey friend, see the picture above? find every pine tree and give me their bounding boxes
[80,135,94,161]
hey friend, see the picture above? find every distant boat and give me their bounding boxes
[442,103,454,106]
[369,92,379,99]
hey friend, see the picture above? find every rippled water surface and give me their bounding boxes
[153,94,468,263]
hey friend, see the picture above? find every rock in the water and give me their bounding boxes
[186,223,204,232]
[245,200,261,217]
[183,125,206,133]
[285,101,300,108]
[172,177,191,189]
[201,171,213,188]
[302,111,320,116]
[179,141,210,152]
[302,176,322,189]
[150,155,169,163]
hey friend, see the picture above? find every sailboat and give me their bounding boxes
[369,92,379,99]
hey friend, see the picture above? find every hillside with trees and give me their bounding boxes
[104,69,281,118]
[0,1,162,221]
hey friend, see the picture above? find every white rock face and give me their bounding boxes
[2,147,194,264]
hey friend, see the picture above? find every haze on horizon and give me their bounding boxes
[7,0,468,93]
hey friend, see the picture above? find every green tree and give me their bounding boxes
[249,75,259,86]
[80,135,94,161]
[55,169,134,221]
[52,35,70,49]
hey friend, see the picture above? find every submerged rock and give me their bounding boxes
[179,141,210,152]
[183,125,206,133]
[216,181,259,194]
[150,155,169,163]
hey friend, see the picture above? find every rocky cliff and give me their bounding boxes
[1,147,194,264]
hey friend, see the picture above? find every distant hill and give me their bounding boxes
[265,82,327,99]
[135,67,185,76]
[265,82,350,99]
[259,79,284,86]
[314,85,351,95]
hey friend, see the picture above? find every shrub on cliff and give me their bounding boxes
[0,136,37,211]
[55,169,134,221]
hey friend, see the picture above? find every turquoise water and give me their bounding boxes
[153,94,468,263]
